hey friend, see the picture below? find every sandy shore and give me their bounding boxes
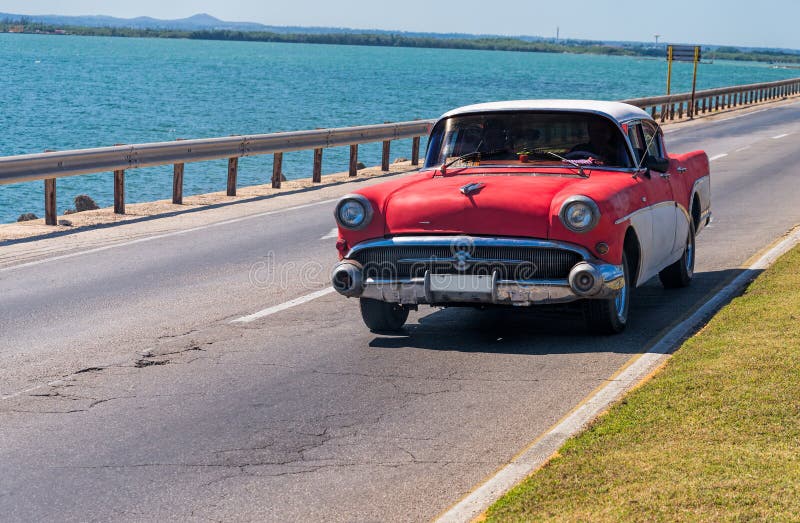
[0,160,419,243]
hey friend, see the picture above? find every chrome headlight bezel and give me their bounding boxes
[559,195,601,233]
[334,194,374,231]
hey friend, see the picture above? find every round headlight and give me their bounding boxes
[335,194,373,230]
[560,196,600,233]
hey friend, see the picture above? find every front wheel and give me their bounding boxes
[360,298,409,333]
[583,251,631,335]
[659,222,695,289]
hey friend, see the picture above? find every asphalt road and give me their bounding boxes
[1,102,800,522]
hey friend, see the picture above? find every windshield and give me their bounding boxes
[424,111,633,169]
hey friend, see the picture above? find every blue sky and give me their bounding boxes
[3,1,798,49]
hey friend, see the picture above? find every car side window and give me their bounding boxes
[627,123,645,165]
[641,122,662,158]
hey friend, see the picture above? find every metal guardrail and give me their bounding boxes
[0,121,433,224]
[622,77,800,122]
[1,77,798,225]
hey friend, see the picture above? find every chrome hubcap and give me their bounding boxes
[686,234,694,274]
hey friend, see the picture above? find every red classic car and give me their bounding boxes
[331,100,711,334]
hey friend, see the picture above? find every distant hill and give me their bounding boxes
[2,11,798,56]
[0,11,559,42]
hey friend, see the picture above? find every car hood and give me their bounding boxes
[383,173,583,238]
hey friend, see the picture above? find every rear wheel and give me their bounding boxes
[584,251,631,335]
[360,298,409,332]
[659,222,695,289]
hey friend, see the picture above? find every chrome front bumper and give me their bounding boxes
[331,236,625,306]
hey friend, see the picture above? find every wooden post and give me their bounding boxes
[313,148,323,183]
[412,136,421,166]
[381,140,390,171]
[114,169,125,214]
[44,178,57,225]
[349,144,358,177]
[173,163,184,204]
[227,157,238,196]
[272,152,282,189]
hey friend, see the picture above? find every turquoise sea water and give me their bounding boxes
[1,33,797,224]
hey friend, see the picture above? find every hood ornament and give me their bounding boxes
[460,182,485,196]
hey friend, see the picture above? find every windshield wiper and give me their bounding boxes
[540,150,589,178]
[439,151,481,175]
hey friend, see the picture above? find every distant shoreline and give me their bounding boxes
[3,19,800,65]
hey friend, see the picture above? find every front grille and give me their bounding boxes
[350,245,582,280]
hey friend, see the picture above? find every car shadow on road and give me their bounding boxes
[368,268,749,356]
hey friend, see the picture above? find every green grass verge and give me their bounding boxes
[485,246,800,522]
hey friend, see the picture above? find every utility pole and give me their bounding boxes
[556,27,559,42]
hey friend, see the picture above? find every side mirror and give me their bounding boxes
[644,155,670,173]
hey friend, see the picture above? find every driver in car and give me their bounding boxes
[568,120,620,164]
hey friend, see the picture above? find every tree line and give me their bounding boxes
[2,18,799,64]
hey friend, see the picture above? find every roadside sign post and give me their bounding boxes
[690,46,701,118]
[666,46,673,94]
[666,45,702,118]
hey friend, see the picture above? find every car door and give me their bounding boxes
[627,121,677,280]
[642,121,686,262]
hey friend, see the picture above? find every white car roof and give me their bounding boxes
[439,100,651,124]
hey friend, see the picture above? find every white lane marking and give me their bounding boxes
[0,198,339,273]
[3,287,334,398]
[230,287,335,324]
[735,145,751,152]
[709,153,728,161]
[320,228,338,240]
[773,133,789,139]
[435,225,800,523]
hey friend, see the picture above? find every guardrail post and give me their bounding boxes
[313,148,323,183]
[349,144,358,177]
[173,163,184,204]
[412,136,421,166]
[114,169,125,214]
[272,152,282,189]
[381,140,390,171]
[44,178,57,225]
[227,157,238,196]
